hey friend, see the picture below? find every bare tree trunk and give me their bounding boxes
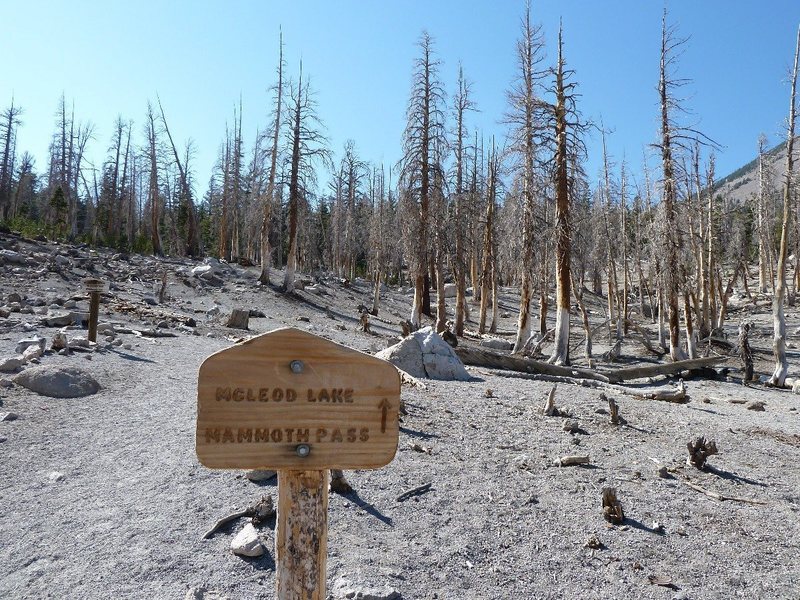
[659,13,685,361]
[549,27,571,366]
[146,104,162,256]
[284,70,304,293]
[259,31,284,284]
[769,26,799,386]
[479,146,497,334]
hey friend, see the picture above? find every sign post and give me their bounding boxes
[196,327,401,599]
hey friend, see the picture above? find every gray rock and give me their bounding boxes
[0,250,25,264]
[332,576,401,600]
[746,400,766,411]
[0,356,23,373]
[376,335,426,379]
[480,337,514,351]
[7,292,22,303]
[442,282,457,298]
[16,336,47,354]
[48,471,65,482]
[0,412,18,422]
[377,327,470,381]
[0,308,9,318]
[43,311,74,327]
[0,378,12,388]
[246,469,277,482]
[14,365,100,398]
[21,345,43,363]
[184,586,229,600]
[230,523,265,557]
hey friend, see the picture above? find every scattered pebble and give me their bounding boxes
[48,471,65,483]
[230,523,265,557]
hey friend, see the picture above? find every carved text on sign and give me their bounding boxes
[215,387,355,403]
[204,426,371,444]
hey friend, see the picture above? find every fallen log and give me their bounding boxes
[604,356,726,384]
[455,346,611,383]
[457,346,725,385]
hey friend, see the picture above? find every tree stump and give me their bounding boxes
[686,436,718,469]
[738,321,754,382]
[360,312,370,333]
[543,384,559,416]
[226,309,250,330]
[329,469,353,494]
[602,487,624,524]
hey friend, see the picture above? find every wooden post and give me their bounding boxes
[276,470,329,599]
[83,278,104,343]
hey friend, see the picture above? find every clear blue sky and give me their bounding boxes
[2,1,799,197]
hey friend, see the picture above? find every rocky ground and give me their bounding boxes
[0,231,799,600]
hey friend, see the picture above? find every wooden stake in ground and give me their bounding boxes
[83,278,105,343]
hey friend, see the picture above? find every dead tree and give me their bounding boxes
[755,134,774,294]
[259,30,284,284]
[0,99,23,221]
[157,98,200,256]
[769,25,800,387]
[507,3,547,352]
[657,13,685,360]
[399,32,446,328]
[283,63,329,293]
[452,65,476,336]
[479,143,499,334]
[548,23,585,365]
[145,102,162,256]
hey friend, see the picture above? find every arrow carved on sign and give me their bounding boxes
[379,398,390,433]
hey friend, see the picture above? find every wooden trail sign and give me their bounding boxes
[196,327,401,599]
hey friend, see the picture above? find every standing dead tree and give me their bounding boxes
[259,30,284,285]
[0,98,23,221]
[769,24,800,387]
[451,64,476,336]
[399,31,446,329]
[548,23,587,365]
[507,3,547,353]
[283,63,329,293]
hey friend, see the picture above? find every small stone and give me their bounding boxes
[0,412,18,421]
[112,338,123,347]
[562,420,580,434]
[296,316,311,322]
[230,523,265,557]
[246,469,277,482]
[746,400,766,411]
[184,586,229,600]
[0,436,7,443]
[123,343,132,350]
[586,535,603,549]
[0,378,12,388]
[7,292,22,303]
[48,471,65,482]
[156,320,169,329]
